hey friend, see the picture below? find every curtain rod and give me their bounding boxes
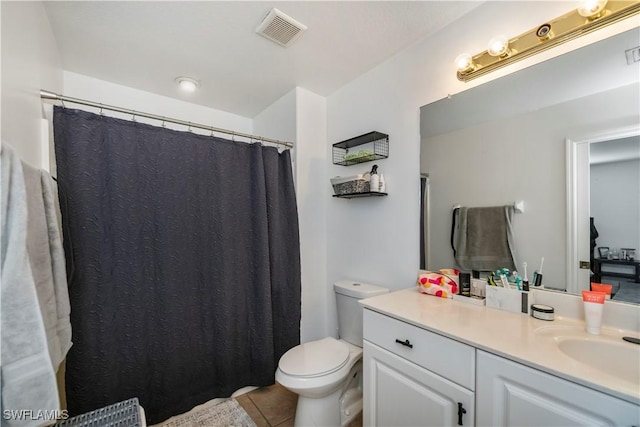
[40,90,294,149]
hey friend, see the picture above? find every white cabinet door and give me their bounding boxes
[476,350,640,426]
[364,340,474,427]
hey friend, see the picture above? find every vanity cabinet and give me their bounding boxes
[476,351,640,426]
[363,306,640,427]
[363,309,475,426]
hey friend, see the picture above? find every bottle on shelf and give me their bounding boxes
[369,164,379,192]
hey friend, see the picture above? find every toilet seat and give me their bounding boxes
[279,337,350,378]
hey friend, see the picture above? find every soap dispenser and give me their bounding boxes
[369,164,379,192]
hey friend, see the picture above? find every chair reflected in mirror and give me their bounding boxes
[598,247,609,259]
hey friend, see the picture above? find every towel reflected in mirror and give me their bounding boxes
[452,205,517,272]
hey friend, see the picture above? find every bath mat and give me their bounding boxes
[151,398,256,427]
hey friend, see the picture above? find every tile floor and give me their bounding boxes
[235,383,297,427]
[235,383,363,427]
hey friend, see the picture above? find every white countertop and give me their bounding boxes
[360,287,640,405]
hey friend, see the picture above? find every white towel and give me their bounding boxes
[41,170,72,365]
[1,143,60,425]
[23,160,72,370]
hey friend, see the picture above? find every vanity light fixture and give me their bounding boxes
[578,0,610,18]
[455,0,640,82]
[175,77,200,92]
[454,53,476,73]
[487,35,510,57]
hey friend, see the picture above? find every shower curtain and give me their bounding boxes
[53,106,301,424]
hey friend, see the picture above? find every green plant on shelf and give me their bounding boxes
[344,149,375,162]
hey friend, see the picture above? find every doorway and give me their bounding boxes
[566,126,640,297]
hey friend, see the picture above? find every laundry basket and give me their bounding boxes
[54,398,145,427]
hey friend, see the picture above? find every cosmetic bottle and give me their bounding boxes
[378,174,386,192]
[582,290,606,335]
[591,282,612,299]
[369,165,379,192]
[459,272,471,296]
[531,304,554,321]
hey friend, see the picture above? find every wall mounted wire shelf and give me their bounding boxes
[332,131,389,166]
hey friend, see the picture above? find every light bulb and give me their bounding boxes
[175,77,200,92]
[455,53,475,72]
[487,35,509,57]
[578,0,608,18]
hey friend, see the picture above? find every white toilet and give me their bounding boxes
[275,280,388,426]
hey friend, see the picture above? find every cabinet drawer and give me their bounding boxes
[363,309,475,390]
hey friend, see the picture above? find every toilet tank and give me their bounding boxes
[334,280,389,347]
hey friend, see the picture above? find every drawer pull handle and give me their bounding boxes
[457,402,466,426]
[395,338,413,349]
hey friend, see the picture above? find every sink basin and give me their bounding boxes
[556,337,640,382]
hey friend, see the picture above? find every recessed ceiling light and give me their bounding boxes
[175,77,200,92]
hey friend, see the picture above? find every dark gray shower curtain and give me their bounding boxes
[53,106,301,424]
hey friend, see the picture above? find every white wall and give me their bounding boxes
[62,72,252,136]
[293,89,328,343]
[591,159,640,255]
[253,89,296,147]
[325,1,639,336]
[1,1,62,168]
[254,88,329,343]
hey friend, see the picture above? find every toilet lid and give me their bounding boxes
[279,337,350,377]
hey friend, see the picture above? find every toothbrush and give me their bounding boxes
[532,257,545,286]
[522,262,529,291]
[499,272,509,288]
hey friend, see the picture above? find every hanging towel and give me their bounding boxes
[453,205,516,271]
[41,170,72,365]
[1,143,60,424]
[23,160,72,370]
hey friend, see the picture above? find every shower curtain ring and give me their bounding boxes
[188,122,192,132]
[161,117,166,128]
[232,132,236,141]
[132,111,137,122]
[99,104,104,115]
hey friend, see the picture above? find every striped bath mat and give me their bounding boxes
[152,398,256,427]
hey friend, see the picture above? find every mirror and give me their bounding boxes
[420,28,640,304]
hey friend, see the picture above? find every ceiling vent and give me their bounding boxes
[256,8,307,48]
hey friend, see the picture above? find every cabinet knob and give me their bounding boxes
[394,338,413,349]
[457,402,467,426]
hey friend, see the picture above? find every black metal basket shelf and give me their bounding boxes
[333,192,388,199]
[333,131,389,166]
